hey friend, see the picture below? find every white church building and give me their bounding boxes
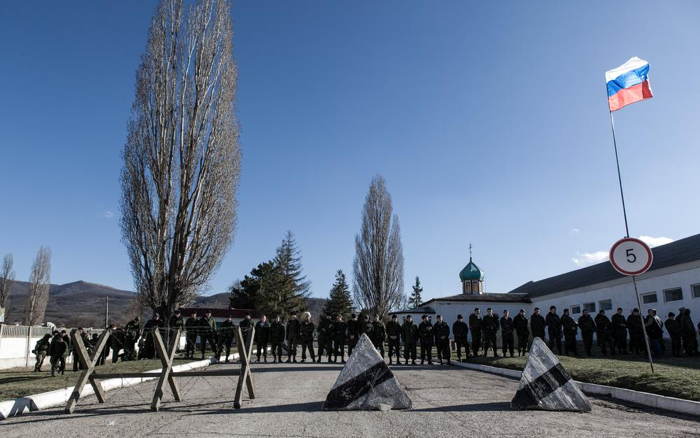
[393,233,700,340]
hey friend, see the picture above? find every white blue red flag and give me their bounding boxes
[605,57,653,112]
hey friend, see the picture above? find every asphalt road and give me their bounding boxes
[1,360,698,437]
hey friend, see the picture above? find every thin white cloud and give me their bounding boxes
[103,210,115,219]
[639,235,673,247]
[571,235,673,267]
[570,228,581,235]
[572,251,608,267]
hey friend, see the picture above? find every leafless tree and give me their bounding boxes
[353,176,405,319]
[0,254,15,321]
[24,247,51,326]
[120,0,240,319]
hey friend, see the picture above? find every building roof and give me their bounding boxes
[508,233,700,299]
[178,307,257,318]
[423,292,531,305]
[459,258,484,281]
[391,305,436,315]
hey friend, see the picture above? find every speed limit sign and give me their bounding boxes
[609,237,653,276]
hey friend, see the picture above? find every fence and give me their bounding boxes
[0,324,103,370]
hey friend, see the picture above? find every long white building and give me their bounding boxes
[393,233,700,340]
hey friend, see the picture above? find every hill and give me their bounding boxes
[3,281,328,327]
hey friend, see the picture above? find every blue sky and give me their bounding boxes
[1,1,699,303]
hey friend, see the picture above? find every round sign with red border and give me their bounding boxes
[609,237,653,276]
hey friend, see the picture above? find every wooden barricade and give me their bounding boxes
[64,326,255,414]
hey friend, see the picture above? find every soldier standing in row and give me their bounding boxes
[316,315,331,363]
[255,315,270,362]
[452,314,469,361]
[220,316,235,361]
[627,308,644,355]
[611,307,628,354]
[333,314,347,363]
[402,315,418,365]
[300,312,315,363]
[482,308,499,357]
[201,311,220,359]
[370,314,386,358]
[347,314,360,356]
[595,310,613,355]
[469,308,482,357]
[418,315,434,365]
[665,312,682,357]
[500,310,514,357]
[561,308,578,356]
[546,306,562,355]
[530,307,546,342]
[33,333,51,372]
[578,309,596,356]
[169,309,185,335]
[286,313,300,363]
[513,309,529,356]
[434,315,451,365]
[269,316,286,363]
[386,314,402,364]
[184,312,199,359]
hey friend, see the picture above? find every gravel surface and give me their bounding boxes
[1,361,698,437]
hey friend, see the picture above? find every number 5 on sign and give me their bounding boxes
[609,237,653,276]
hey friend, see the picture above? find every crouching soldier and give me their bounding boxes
[33,334,52,372]
[386,314,402,364]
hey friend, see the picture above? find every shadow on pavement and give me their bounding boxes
[411,401,511,412]
[184,401,324,415]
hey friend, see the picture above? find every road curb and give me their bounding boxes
[0,352,240,420]
[452,360,700,417]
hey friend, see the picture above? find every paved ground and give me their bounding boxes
[1,360,698,437]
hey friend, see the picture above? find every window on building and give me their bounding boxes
[583,302,596,313]
[641,292,658,304]
[663,288,683,302]
[598,299,612,311]
[692,284,700,299]
[570,305,581,314]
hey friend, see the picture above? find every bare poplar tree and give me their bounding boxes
[24,247,51,326]
[120,0,240,319]
[0,254,15,322]
[353,176,405,319]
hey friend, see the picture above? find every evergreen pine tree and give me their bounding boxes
[409,276,423,308]
[323,270,353,318]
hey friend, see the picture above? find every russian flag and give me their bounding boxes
[605,57,653,112]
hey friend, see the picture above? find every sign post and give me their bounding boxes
[609,237,655,373]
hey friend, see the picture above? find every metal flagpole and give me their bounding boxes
[608,110,655,373]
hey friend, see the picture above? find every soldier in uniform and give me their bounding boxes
[594,310,613,355]
[49,333,67,376]
[269,315,286,363]
[255,315,270,362]
[300,312,316,363]
[665,312,682,357]
[578,309,596,356]
[433,315,451,365]
[452,314,469,361]
[286,313,300,363]
[386,314,402,364]
[500,310,515,357]
[239,313,253,347]
[611,307,628,355]
[513,309,529,356]
[370,314,386,358]
[401,315,418,365]
[561,308,578,356]
[627,308,644,355]
[184,312,199,359]
[418,314,434,365]
[219,315,235,362]
[316,315,331,363]
[141,314,163,359]
[332,314,347,363]
[201,311,220,359]
[33,333,51,372]
[545,306,563,355]
[530,307,546,342]
[346,314,360,356]
[469,308,482,357]
[482,308,499,357]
